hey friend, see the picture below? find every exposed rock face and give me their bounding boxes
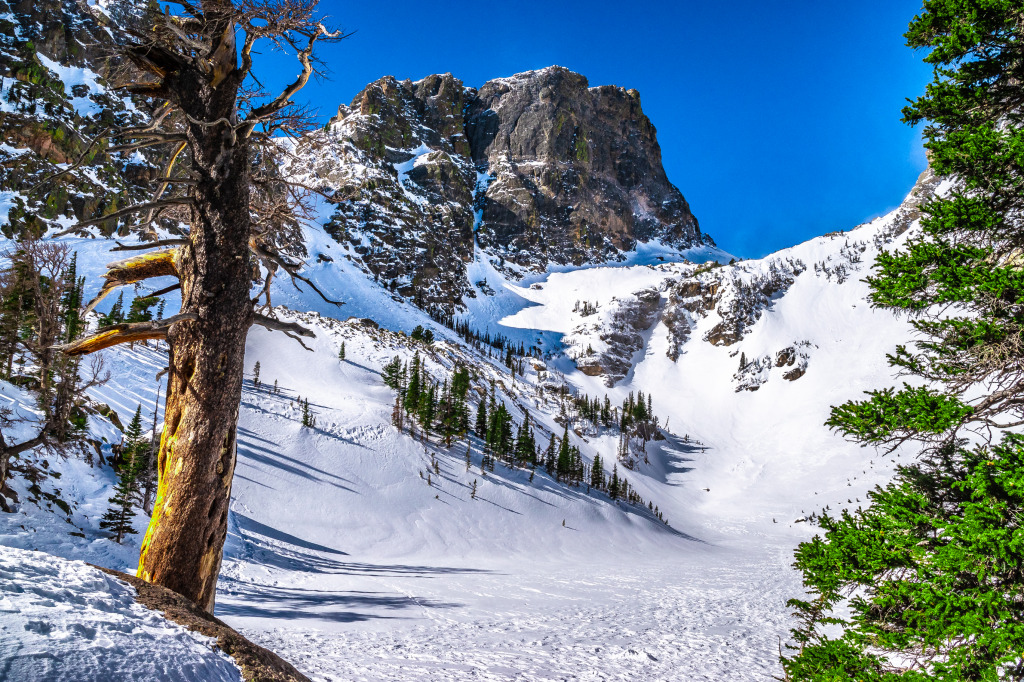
[576,288,663,387]
[293,73,478,310]
[468,68,705,266]
[0,0,154,238]
[291,66,711,314]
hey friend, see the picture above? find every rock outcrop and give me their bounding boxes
[468,68,704,264]
[576,288,663,386]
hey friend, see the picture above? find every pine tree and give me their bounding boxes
[405,352,422,415]
[391,393,404,431]
[300,398,316,428]
[556,426,571,482]
[338,341,345,361]
[252,361,261,390]
[591,453,604,490]
[100,405,146,543]
[608,464,619,501]
[60,252,83,342]
[513,411,536,467]
[99,291,125,327]
[419,382,436,434]
[126,295,158,323]
[475,399,487,437]
[0,260,28,378]
[783,5,1024,680]
[382,356,403,390]
[545,434,557,475]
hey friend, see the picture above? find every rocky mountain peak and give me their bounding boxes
[296,66,713,315]
[467,66,703,258]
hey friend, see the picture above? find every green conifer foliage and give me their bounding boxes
[404,352,422,415]
[590,453,603,490]
[783,4,1024,679]
[126,295,158,323]
[382,356,403,390]
[556,426,571,482]
[60,252,83,342]
[475,399,487,437]
[99,291,125,327]
[100,405,146,543]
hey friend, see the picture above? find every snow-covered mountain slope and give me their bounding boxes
[1,306,792,680]
[0,167,944,680]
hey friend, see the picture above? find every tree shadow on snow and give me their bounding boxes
[236,428,359,493]
[229,512,496,578]
[239,401,372,450]
[651,433,706,485]
[234,514,349,556]
[215,582,461,624]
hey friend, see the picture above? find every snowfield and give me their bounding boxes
[0,173,941,680]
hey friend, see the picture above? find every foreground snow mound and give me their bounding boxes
[0,545,242,682]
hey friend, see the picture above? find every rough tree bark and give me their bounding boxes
[137,59,254,612]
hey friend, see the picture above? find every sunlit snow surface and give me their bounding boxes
[0,186,935,679]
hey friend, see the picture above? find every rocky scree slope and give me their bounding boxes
[288,66,711,314]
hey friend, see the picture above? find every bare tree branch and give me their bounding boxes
[253,312,315,337]
[25,127,112,195]
[55,198,192,235]
[83,249,181,315]
[57,313,197,356]
[112,238,190,252]
[249,238,342,306]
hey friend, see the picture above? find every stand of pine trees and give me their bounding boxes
[381,352,665,518]
[781,4,1024,680]
[425,307,538,361]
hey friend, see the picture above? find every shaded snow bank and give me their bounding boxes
[0,545,242,682]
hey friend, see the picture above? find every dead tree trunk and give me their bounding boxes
[137,79,254,611]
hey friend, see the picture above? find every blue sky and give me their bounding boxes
[272,1,933,258]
